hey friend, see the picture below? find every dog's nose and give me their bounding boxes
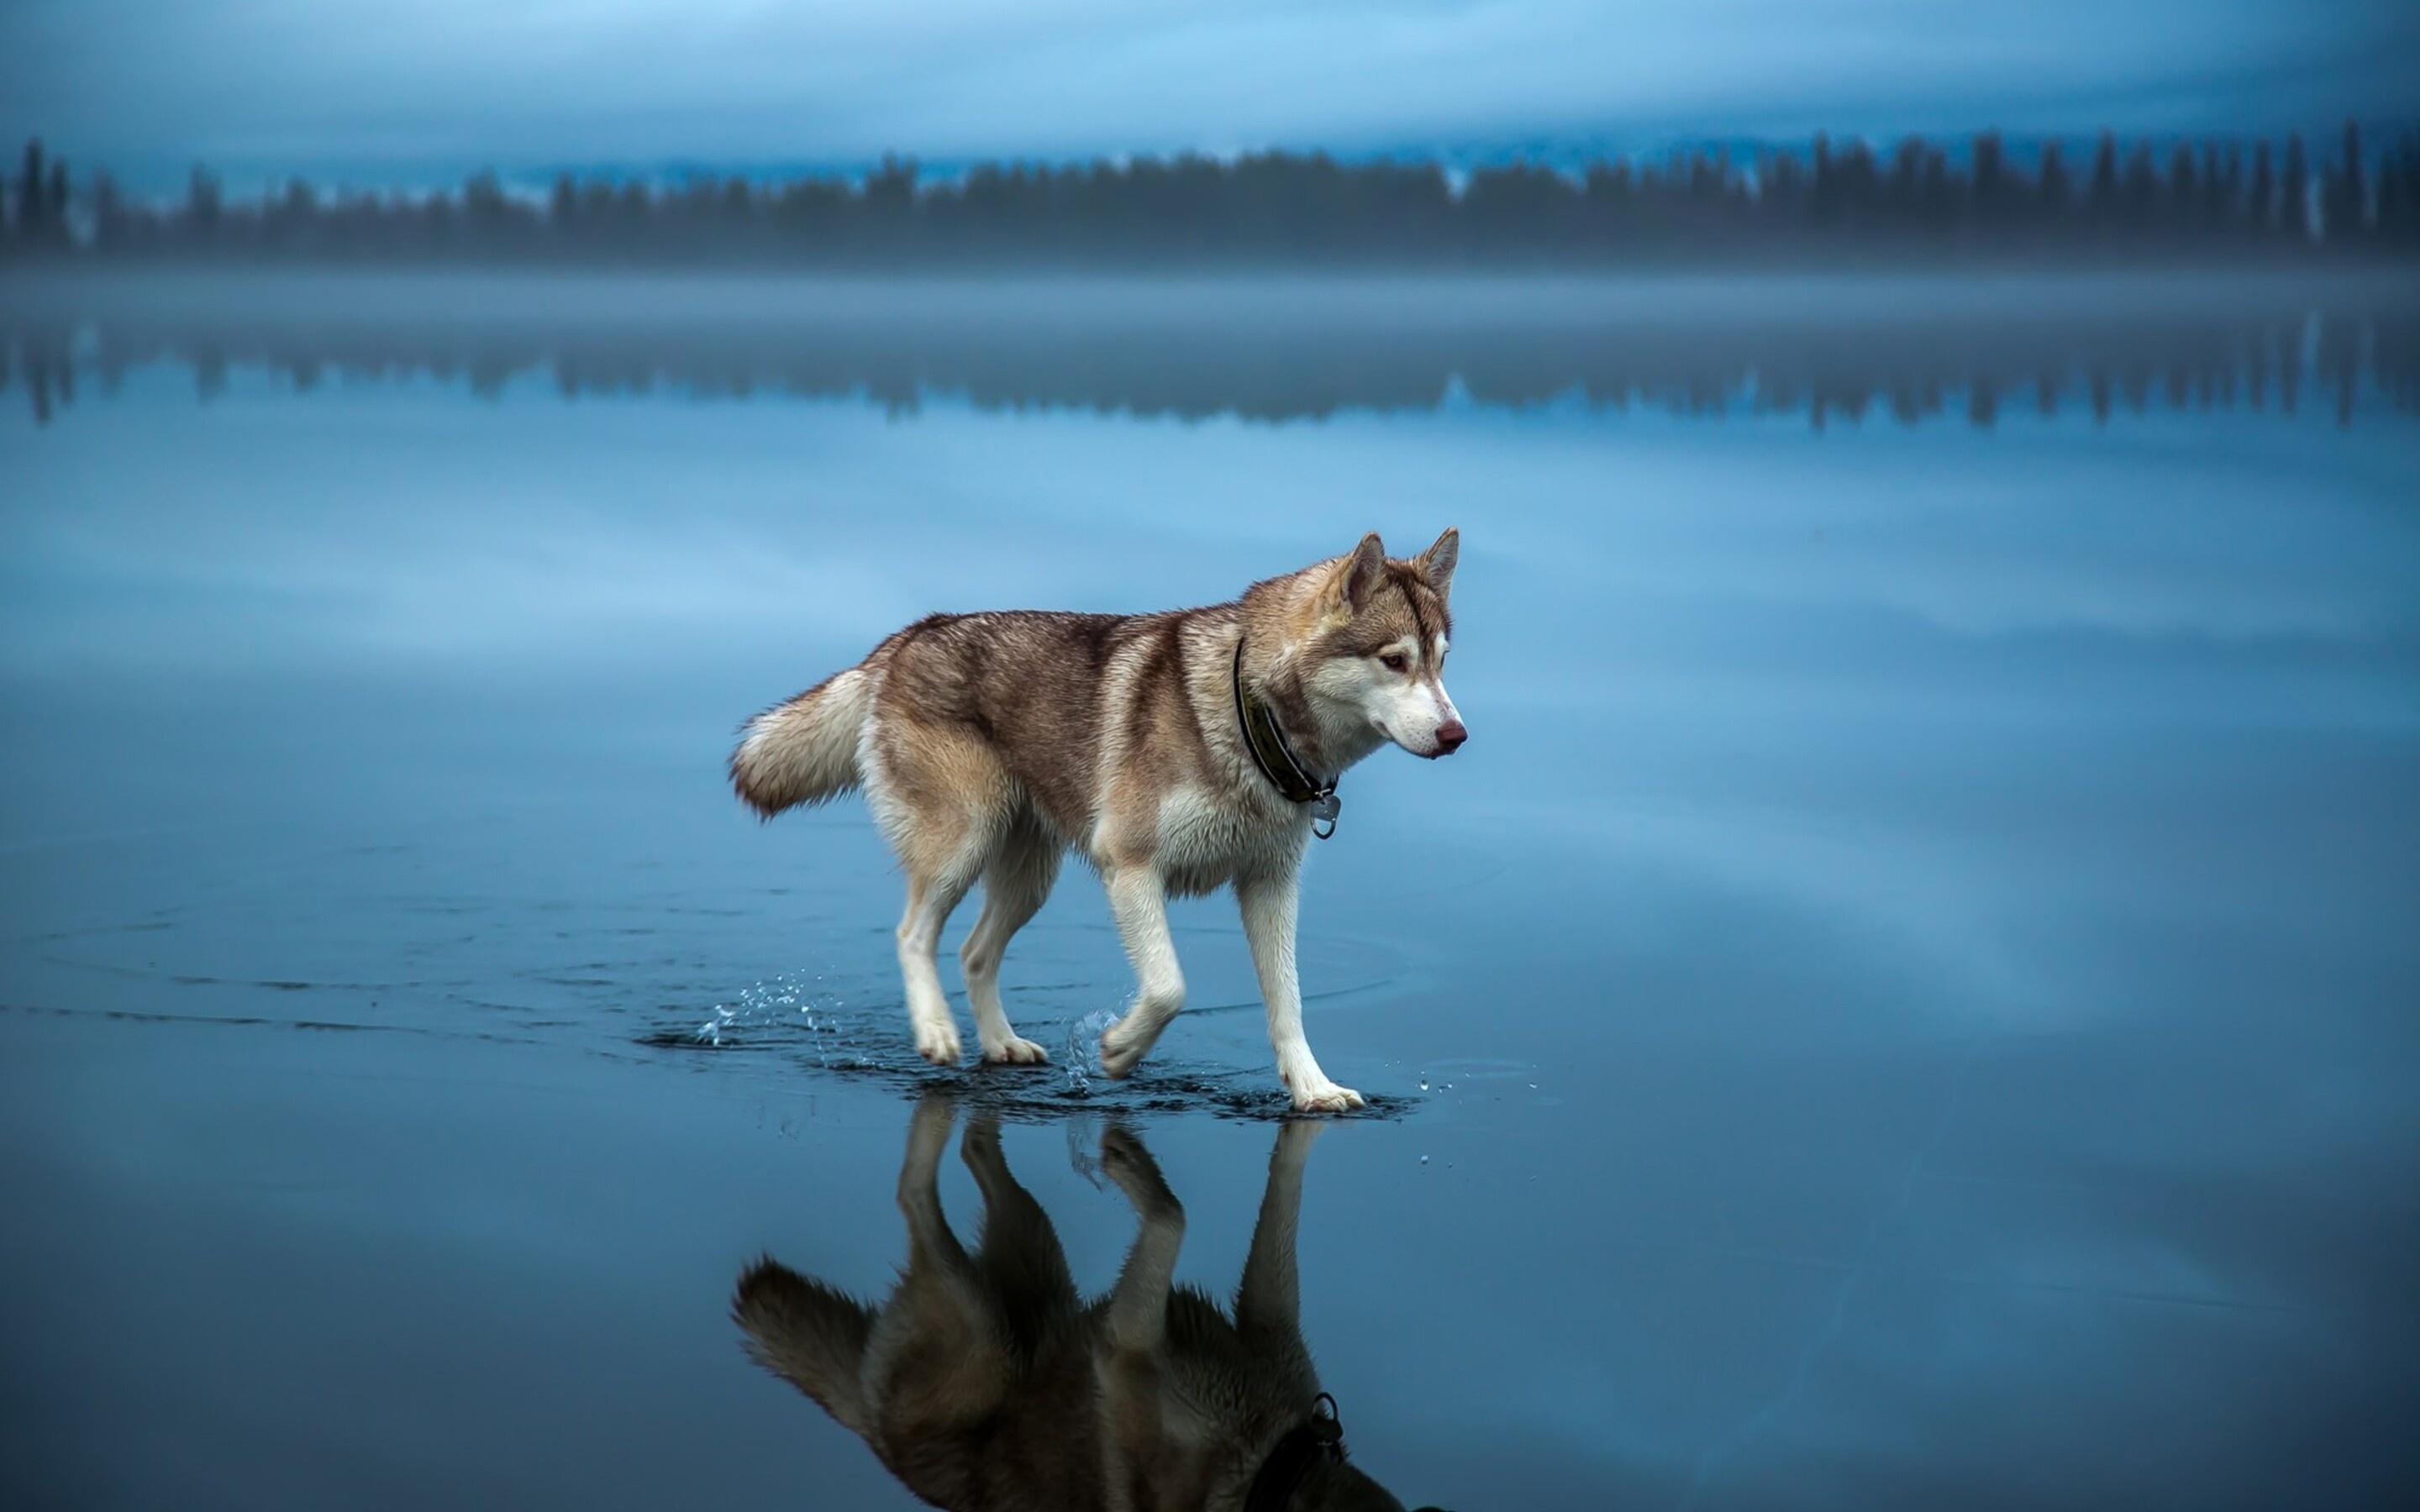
[1434,719,1467,754]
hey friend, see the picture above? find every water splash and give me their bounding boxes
[691,971,851,1064]
[1064,1112,1110,1188]
[1063,1005,1120,1094]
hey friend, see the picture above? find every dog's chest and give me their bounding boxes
[1151,783,1297,892]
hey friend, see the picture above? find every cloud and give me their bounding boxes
[3,1,2414,185]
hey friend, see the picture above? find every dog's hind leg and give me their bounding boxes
[1098,865,1185,1079]
[875,726,1012,1068]
[897,858,984,1067]
[962,1115,1079,1334]
[898,1093,969,1269]
[959,815,1059,1065]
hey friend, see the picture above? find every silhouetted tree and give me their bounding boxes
[2380,131,2420,244]
[2121,141,2160,232]
[16,138,49,244]
[1916,140,1954,231]
[2323,119,2366,245]
[187,164,223,238]
[2249,141,2275,232]
[2167,145,2199,238]
[1806,133,1840,228]
[1971,130,2008,227]
[1838,138,1880,228]
[2086,132,2122,231]
[2281,134,2310,240]
[2037,141,2072,224]
[46,158,68,238]
[2214,144,2244,234]
[91,171,127,250]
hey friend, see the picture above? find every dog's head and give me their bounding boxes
[1300,528,1465,760]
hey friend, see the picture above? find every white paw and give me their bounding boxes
[913,1016,962,1067]
[981,1036,1050,1066]
[1289,1079,1365,1114]
[1098,1028,1145,1079]
[1099,1016,1166,1080]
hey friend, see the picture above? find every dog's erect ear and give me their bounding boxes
[1329,533,1386,617]
[1414,527,1459,601]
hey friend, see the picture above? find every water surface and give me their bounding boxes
[3,273,2417,1509]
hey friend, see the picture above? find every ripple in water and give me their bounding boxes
[642,975,1415,1122]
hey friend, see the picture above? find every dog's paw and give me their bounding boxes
[1288,1079,1365,1115]
[1098,1023,1152,1080]
[913,1016,963,1067]
[981,1036,1050,1066]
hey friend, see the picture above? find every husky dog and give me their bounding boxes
[730,531,1464,1112]
[733,1099,1425,1511]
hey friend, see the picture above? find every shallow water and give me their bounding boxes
[3,273,2417,1509]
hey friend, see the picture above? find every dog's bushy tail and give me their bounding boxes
[732,1258,876,1434]
[730,666,872,818]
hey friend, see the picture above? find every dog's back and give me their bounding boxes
[734,607,1209,845]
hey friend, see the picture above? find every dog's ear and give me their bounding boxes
[1327,533,1386,617]
[1414,527,1459,601]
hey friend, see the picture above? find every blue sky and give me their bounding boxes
[5,1,2415,189]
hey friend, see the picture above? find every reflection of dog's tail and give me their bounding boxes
[732,1257,875,1433]
[730,666,872,818]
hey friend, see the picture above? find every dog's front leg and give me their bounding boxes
[1099,864,1185,1079]
[1238,868,1364,1112]
[1099,1125,1184,1352]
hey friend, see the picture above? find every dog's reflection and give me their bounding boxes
[734,1097,1422,1511]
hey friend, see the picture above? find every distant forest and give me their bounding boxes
[5,125,2417,266]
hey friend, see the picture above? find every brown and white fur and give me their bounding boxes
[733,1097,1410,1512]
[729,530,1464,1113]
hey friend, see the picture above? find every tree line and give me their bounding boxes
[6,125,2417,266]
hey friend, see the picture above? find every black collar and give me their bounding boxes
[1231,637,1341,839]
[1242,1394,1347,1512]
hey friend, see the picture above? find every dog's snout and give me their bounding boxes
[1434,719,1467,754]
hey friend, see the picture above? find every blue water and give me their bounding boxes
[3,273,2417,1509]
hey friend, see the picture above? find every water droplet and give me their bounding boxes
[1419,1154,1429,1165]
[1418,1078,1429,1091]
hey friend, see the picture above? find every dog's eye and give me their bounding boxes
[1378,652,1410,674]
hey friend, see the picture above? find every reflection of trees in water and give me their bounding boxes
[6,307,2416,429]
